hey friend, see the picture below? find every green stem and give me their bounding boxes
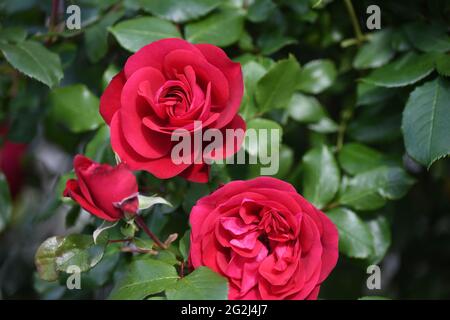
[324,201,339,211]
[343,0,365,46]
[134,215,167,250]
[336,106,353,151]
[108,238,132,244]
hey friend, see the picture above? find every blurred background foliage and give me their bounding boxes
[0,0,450,299]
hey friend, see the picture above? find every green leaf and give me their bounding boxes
[338,143,385,175]
[376,168,416,200]
[35,234,107,281]
[85,125,111,162]
[339,166,415,211]
[258,33,297,56]
[247,144,293,180]
[327,208,374,259]
[179,230,190,262]
[185,10,244,47]
[244,118,282,157]
[0,173,11,233]
[84,10,124,63]
[234,54,274,69]
[366,216,391,264]
[353,29,395,69]
[402,78,450,167]
[238,30,255,51]
[247,0,276,23]
[49,84,103,133]
[274,144,293,179]
[166,267,228,300]
[348,105,401,143]
[139,0,222,23]
[435,54,450,77]
[356,82,394,107]
[110,17,181,52]
[182,183,210,213]
[134,237,154,250]
[55,42,77,69]
[255,55,301,113]
[35,236,64,281]
[361,52,435,88]
[0,27,27,43]
[240,61,267,120]
[138,194,172,211]
[65,205,80,228]
[297,59,337,94]
[0,40,63,87]
[33,273,65,300]
[287,93,326,123]
[109,259,178,300]
[302,145,340,209]
[153,250,179,265]
[308,118,339,134]
[404,23,450,53]
[54,234,107,273]
[82,245,121,288]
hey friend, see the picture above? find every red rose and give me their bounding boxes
[100,38,245,183]
[0,126,27,197]
[189,177,339,300]
[63,155,138,221]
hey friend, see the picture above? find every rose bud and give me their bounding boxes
[189,177,339,300]
[63,155,138,221]
[100,38,245,183]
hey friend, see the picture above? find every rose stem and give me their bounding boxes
[120,247,158,255]
[108,238,132,244]
[134,215,168,250]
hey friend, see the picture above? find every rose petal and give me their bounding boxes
[203,114,246,161]
[79,162,138,220]
[195,44,243,128]
[64,179,117,221]
[124,38,202,79]
[179,163,209,183]
[120,67,170,158]
[100,71,126,125]
[110,113,190,178]
[163,49,229,108]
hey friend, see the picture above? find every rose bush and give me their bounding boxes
[63,155,139,221]
[189,177,339,300]
[2,0,446,301]
[100,38,245,183]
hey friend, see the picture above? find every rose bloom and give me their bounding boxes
[0,126,27,197]
[100,38,245,183]
[189,177,339,300]
[63,155,138,221]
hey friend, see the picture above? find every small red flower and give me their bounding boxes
[63,155,138,221]
[0,126,27,197]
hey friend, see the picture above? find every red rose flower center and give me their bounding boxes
[218,202,298,259]
[137,66,213,127]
